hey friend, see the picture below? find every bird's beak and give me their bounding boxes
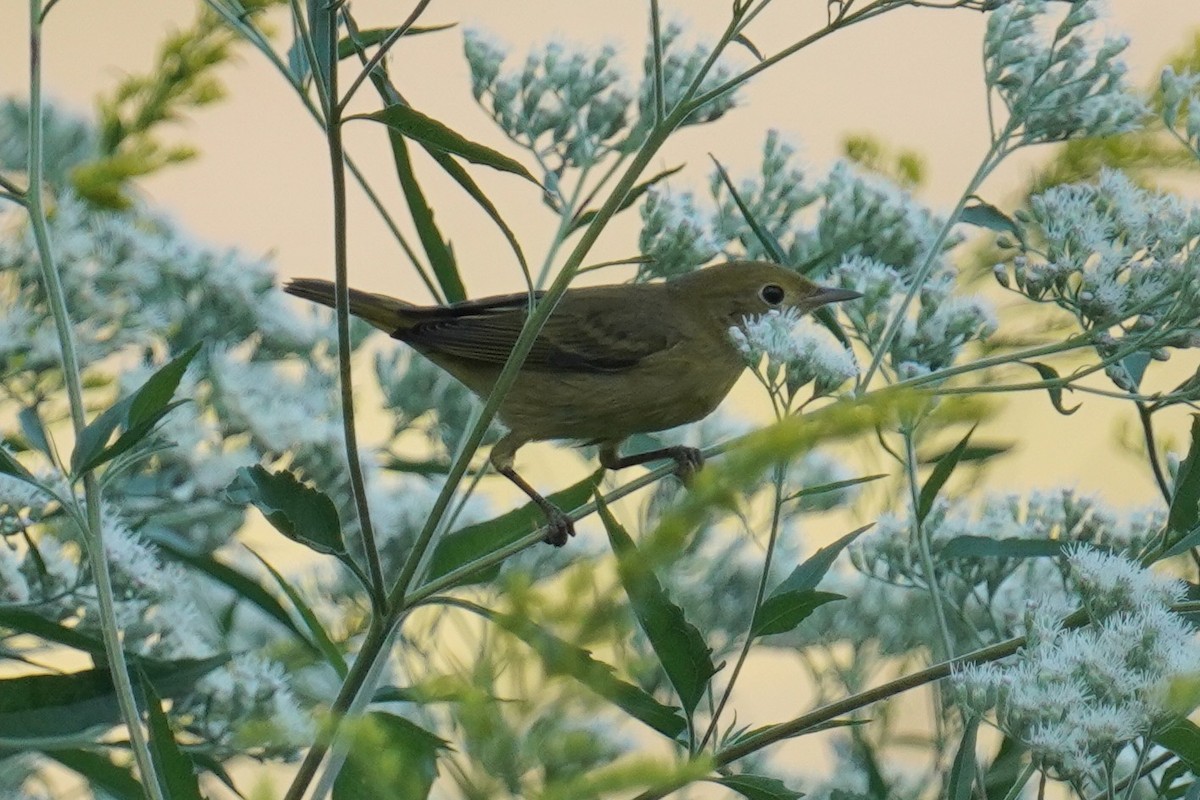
[808,285,863,308]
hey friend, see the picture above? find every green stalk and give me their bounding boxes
[26,4,163,797]
[859,132,1014,391]
[322,3,386,610]
[903,430,955,660]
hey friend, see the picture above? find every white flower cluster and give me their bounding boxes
[181,654,315,759]
[637,188,721,279]
[984,0,1147,145]
[1161,67,1200,158]
[1000,170,1200,387]
[463,30,629,168]
[463,22,738,169]
[819,161,956,274]
[833,256,995,378]
[624,20,739,150]
[954,547,1197,782]
[852,488,1164,639]
[729,307,858,401]
[709,130,820,264]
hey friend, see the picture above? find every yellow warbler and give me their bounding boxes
[285,261,859,545]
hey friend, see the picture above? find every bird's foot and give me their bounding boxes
[541,505,575,547]
[671,446,705,485]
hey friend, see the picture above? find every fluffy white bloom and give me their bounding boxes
[730,308,858,399]
[1067,544,1186,614]
[985,0,1147,144]
[637,189,721,280]
[0,545,29,604]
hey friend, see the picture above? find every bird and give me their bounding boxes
[285,261,860,546]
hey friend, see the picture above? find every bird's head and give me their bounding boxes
[670,260,861,326]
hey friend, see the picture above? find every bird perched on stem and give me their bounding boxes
[285,261,859,546]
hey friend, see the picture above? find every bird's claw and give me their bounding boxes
[541,505,575,547]
[672,446,705,486]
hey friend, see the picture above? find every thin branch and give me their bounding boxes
[337,0,435,113]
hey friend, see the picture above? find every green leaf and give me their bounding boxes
[18,404,53,460]
[752,524,870,637]
[71,342,201,476]
[151,537,321,657]
[982,736,1029,800]
[1169,415,1200,537]
[0,444,37,485]
[336,23,456,59]
[597,496,715,715]
[1155,718,1200,775]
[1021,361,1080,416]
[225,465,344,556]
[359,104,539,185]
[426,471,602,585]
[248,549,348,678]
[139,671,203,800]
[0,655,227,738]
[0,607,108,656]
[425,147,530,283]
[568,164,684,235]
[731,34,765,62]
[712,774,803,800]
[960,198,1018,237]
[918,442,1012,466]
[917,425,976,524]
[386,129,464,303]
[1120,350,1153,390]
[939,536,1073,559]
[333,712,445,800]
[948,717,979,800]
[306,0,333,93]
[492,611,686,739]
[49,750,144,800]
[783,473,886,505]
[711,154,786,262]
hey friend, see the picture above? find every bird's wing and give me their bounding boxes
[399,288,677,373]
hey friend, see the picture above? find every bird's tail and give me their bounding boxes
[284,278,417,333]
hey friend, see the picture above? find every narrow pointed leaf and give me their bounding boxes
[0,445,37,484]
[333,712,445,800]
[0,607,109,656]
[731,34,765,62]
[425,147,530,282]
[426,471,602,585]
[713,775,802,800]
[948,717,980,800]
[960,198,1018,236]
[0,656,227,738]
[387,129,463,302]
[711,155,786,262]
[150,538,320,656]
[493,611,686,739]
[139,671,203,800]
[18,405,52,459]
[597,496,715,715]
[49,750,144,800]
[1155,718,1200,775]
[71,342,201,475]
[336,23,456,59]
[752,524,871,637]
[359,104,538,185]
[248,549,348,678]
[225,465,344,556]
[917,425,976,524]
[939,536,1072,559]
[1021,361,1080,415]
[1169,415,1200,537]
[305,0,333,93]
[568,164,684,234]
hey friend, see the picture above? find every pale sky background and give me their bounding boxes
[3,1,1200,796]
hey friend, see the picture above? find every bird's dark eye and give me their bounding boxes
[760,284,785,305]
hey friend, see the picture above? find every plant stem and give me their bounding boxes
[859,133,1012,391]
[26,4,163,798]
[1137,402,1172,505]
[697,464,787,751]
[322,6,387,611]
[904,430,956,660]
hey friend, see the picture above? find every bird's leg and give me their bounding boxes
[490,432,574,547]
[599,441,705,485]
